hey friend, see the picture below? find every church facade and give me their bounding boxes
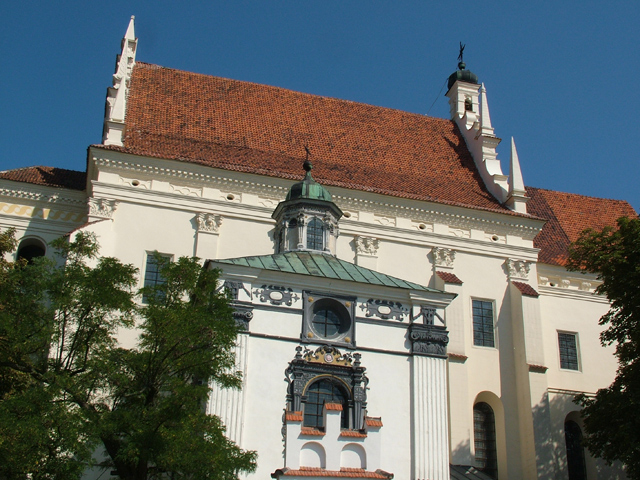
[1,18,635,480]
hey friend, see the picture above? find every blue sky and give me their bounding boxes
[1,1,639,212]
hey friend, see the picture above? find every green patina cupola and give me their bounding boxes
[272,160,342,255]
[285,160,333,202]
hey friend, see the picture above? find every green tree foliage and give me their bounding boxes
[0,230,256,479]
[567,216,640,478]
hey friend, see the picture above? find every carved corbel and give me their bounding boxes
[88,198,118,219]
[195,213,223,234]
[432,247,455,269]
[355,236,380,257]
[506,258,531,280]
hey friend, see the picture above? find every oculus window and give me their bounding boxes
[472,300,495,348]
[558,332,580,371]
[302,292,355,347]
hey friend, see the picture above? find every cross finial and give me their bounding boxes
[458,42,465,63]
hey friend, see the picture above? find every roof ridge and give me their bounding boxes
[134,61,451,122]
[0,165,85,175]
[526,185,635,206]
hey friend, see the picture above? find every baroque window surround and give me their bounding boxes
[285,345,368,431]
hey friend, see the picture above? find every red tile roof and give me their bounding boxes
[109,62,513,214]
[512,281,539,298]
[272,467,393,479]
[526,187,637,266]
[300,427,324,436]
[0,166,86,191]
[325,403,343,411]
[436,271,463,285]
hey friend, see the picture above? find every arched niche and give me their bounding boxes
[340,443,366,469]
[472,391,506,480]
[300,442,326,469]
[17,236,47,263]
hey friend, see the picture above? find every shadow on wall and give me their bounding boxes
[451,438,471,467]
[532,391,627,480]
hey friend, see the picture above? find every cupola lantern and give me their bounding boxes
[272,160,342,255]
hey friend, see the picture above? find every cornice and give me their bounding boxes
[91,152,543,242]
[333,194,543,241]
[0,186,86,207]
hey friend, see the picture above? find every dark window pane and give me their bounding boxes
[307,218,323,250]
[565,421,587,480]
[474,402,497,479]
[559,333,579,370]
[472,300,494,347]
[312,308,342,338]
[304,379,348,428]
[142,254,171,303]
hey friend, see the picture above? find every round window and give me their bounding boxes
[310,299,350,339]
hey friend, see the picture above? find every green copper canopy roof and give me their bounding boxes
[212,251,441,293]
[285,160,332,202]
[447,62,480,90]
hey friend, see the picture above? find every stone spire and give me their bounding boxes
[102,16,137,146]
[479,83,495,136]
[506,137,529,213]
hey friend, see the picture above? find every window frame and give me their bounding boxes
[471,298,496,348]
[142,252,173,303]
[558,331,581,371]
[306,217,324,251]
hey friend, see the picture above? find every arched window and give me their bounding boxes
[17,237,46,264]
[474,402,498,479]
[304,378,349,429]
[306,217,323,250]
[565,420,587,480]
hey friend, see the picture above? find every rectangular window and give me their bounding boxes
[472,300,495,348]
[558,332,580,370]
[142,253,172,303]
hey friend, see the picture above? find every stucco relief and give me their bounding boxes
[449,227,470,238]
[506,259,531,280]
[88,198,118,219]
[432,247,455,269]
[196,213,223,233]
[170,184,202,197]
[355,236,379,256]
[373,214,395,226]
